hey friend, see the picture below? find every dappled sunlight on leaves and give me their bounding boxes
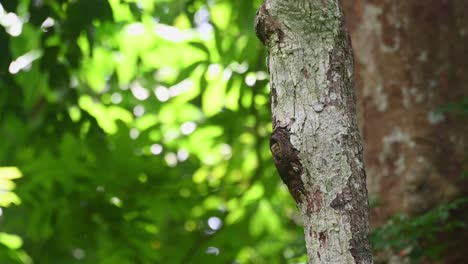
[0,0,303,263]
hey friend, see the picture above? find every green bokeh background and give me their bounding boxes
[0,1,306,263]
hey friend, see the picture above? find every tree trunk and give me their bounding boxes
[342,0,468,263]
[255,1,373,263]
[343,0,468,224]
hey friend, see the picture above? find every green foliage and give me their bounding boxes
[0,0,301,263]
[372,198,468,261]
[0,167,31,264]
[437,98,468,115]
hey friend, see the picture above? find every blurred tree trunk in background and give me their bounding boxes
[256,1,372,263]
[343,0,468,262]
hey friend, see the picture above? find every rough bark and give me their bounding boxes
[342,1,468,263]
[255,1,373,263]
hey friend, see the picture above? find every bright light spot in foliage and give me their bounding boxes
[114,52,123,62]
[177,149,189,161]
[150,144,163,155]
[72,248,86,260]
[0,208,3,216]
[119,83,129,90]
[126,23,145,35]
[133,105,145,117]
[0,7,23,37]
[165,152,178,167]
[256,71,268,80]
[0,167,22,180]
[208,216,222,230]
[111,93,122,104]
[68,106,81,122]
[202,154,216,166]
[130,128,140,139]
[154,24,191,42]
[208,64,222,77]
[245,73,257,87]
[222,69,232,80]
[0,233,23,250]
[131,82,150,101]
[197,23,213,39]
[283,248,295,259]
[206,246,220,256]
[0,167,22,207]
[220,144,232,160]
[169,79,192,97]
[194,6,210,25]
[41,17,55,30]
[154,81,192,101]
[110,197,122,207]
[70,76,79,88]
[154,67,176,81]
[194,6,213,39]
[230,61,248,74]
[180,121,196,135]
[9,50,41,74]
[164,131,178,141]
[154,86,170,102]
